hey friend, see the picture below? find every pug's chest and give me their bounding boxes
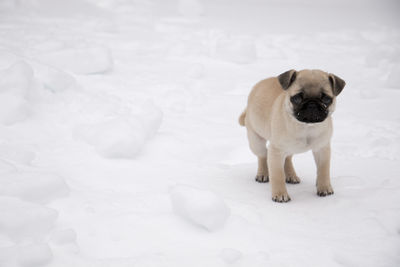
[285,127,330,153]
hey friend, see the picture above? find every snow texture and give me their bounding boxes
[0,197,58,240]
[75,105,162,158]
[17,243,53,267]
[39,47,113,75]
[0,172,69,203]
[0,61,33,125]
[170,185,231,231]
[0,0,399,266]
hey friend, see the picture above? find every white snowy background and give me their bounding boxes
[0,0,399,266]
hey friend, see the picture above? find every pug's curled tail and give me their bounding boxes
[238,109,246,126]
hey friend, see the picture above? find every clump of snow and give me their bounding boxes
[37,67,77,92]
[215,35,257,64]
[0,245,17,267]
[186,63,205,79]
[39,47,113,75]
[170,185,231,231]
[0,159,17,174]
[74,100,162,158]
[160,89,188,113]
[75,116,146,158]
[178,0,204,17]
[0,172,69,203]
[18,243,53,267]
[385,64,400,89]
[0,197,58,240]
[365,44,400,68]
[75,113,162,158]
[50,229,77,245]
[0,61,33,97]
[138,100,164,138]
[219,248,243,264]
[0,61,33,125]
[20,0,109,18]
[0,93,30,125]
[0,143,36,165]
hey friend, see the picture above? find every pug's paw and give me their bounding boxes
[286,175,301,184]
[272,192,291,202]
[317,184,334,197]
[255,175,269,183]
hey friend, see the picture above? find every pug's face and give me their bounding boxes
[278,69,346,124]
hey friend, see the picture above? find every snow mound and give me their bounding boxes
[0,143,36,165]
[39,47,113,74]
[186,63,205,79]
[0,61,33,125]
[386,64,400,89]
[0,172,69,203]
[178,0,204,17]
[18,243,53,267]
[138,101,164,138]
[21,0,109,18]
[215,35,257,64]
[75,100,162,158]
[75,115,156,158]
[169,185,230,231]
[0,159,17,174]
[219,248,243,264]
[36,66,77,92]
[0,197,58,240]
[0,93,30,125]
[50,229,77,245]
[0,61,33,96]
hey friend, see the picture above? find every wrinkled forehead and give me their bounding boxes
[294,70,331,96]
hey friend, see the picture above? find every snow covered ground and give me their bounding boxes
[0,0,399,266]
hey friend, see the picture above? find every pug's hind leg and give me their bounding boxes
[284,155,301,184]
[247,128,269,182]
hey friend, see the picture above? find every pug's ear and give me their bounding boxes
[278,69,297,90]
[329,73,346,96]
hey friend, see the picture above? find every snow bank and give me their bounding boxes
[0,61,33,125]
[0,172,69,203]
[170,185,230,231]
[39,47,113,74]
[0,197,58,240]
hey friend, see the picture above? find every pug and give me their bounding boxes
[238,69,345,202]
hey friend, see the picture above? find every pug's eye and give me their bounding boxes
[290,93,303,105]
[321,93,332,105]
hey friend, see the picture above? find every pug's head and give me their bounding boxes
[278,69,346,124]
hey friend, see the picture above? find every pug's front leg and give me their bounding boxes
[313,145,334,196]
[268,146,290,202]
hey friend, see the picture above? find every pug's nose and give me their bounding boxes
[307,101,317,108]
